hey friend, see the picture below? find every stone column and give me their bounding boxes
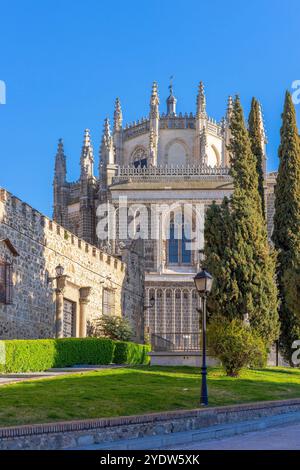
[79,287,92,337]
[55,275,68,338]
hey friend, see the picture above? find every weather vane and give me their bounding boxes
[169,75,174,95]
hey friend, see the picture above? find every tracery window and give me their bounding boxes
[167,215,192,265]
[131,147,147,168]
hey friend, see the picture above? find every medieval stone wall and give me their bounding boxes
[0,188,144,340]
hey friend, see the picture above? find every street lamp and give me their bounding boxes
[47,264,66,284]
[142,295,155,344]
[55,264,64,278]
[194,268,213,406]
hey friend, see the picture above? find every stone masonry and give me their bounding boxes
[0,188,144,340]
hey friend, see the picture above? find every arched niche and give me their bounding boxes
[164,139,190,166]
[206,144,221,167]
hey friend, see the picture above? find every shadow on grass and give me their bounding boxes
[0,367,299,427]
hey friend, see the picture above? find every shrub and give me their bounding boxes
[0,339,56,373]
[0,337,115,373]
[91,315,133,341]
[208,316,267,377]
[113,341,151,365]
[53,337,115,368]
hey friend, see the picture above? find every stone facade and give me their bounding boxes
[0,188,144,340]
[52,81,276,343]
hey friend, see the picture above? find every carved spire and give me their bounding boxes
[196,81,206,116]
[200,128,208,165]
[166,76,177,116]
[149,81,159,166]
[80,129,94,179]
[100,118,114,167]
[149,128,155,161]
[54,138,66,184]
[114,97,123,132]
[102,118,112,146]
[150,81,159,118]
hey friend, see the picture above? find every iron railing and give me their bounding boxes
[151,332,201,352]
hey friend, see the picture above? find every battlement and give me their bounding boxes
[0,188,125,273]
[123,118,150,140]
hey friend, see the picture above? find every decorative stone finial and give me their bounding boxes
[150,81,159,107]
[83,128,91,147]
[100,117,114,168]
[114,97,123,132]
[102,118,112,146]
[196,81,206,116]
[80,129,94,179]
[54,138,66,184]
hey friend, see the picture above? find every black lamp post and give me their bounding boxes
[142,295,155,343]
[194,268,213,406]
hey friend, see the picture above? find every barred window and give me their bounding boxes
[0,261,13,304]
[168,215,192,265]
[102,288,115,316]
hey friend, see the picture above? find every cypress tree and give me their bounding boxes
[248,97,266,217]
[272,91,300,362]
[205,96,279,345]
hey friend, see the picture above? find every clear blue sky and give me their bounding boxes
[1,0,300,216]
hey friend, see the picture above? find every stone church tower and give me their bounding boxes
[53,81,272,342]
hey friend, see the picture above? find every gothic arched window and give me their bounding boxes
[168,214,192,265]
[131,147,147,168]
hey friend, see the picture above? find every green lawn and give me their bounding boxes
[0,366,300,427]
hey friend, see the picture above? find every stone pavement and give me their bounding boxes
[0,365,123,386]
[167,421,300,450]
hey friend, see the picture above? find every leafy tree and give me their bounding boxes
[208,316,267,377]
[205,96,279,345]
[89,315,133,342]
[248,97,266,217]
[272,91,300,363]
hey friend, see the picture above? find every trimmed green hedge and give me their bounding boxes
[0,337,115,373]
[113,341,151,365]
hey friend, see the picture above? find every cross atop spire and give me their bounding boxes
[56,138,64,157]
[169,75,174,97]
[196,81,206,116]
[166,76,177,116]
[114,97,123,132]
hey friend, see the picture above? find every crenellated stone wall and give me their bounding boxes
[0,188,144,340]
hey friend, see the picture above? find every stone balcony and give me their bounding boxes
[112,165,231,184]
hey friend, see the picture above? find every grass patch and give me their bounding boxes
[0,366,300,427]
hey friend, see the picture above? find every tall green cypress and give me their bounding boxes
[248,97,266,217]
[205,96,279,345]
[272,91,300,363]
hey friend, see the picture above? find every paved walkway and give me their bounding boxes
[167,421,300,450]
[0,365,123,386]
